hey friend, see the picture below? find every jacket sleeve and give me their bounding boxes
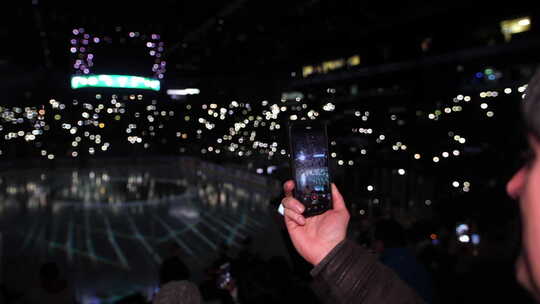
[310,240,425,304]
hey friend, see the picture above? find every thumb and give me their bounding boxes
[331,183,347,211]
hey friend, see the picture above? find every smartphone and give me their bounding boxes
[216,262,233,290]
[289,121,333,217]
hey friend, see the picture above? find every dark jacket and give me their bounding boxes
[310,240,425,304]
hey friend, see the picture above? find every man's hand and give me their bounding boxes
[281,180,350,266]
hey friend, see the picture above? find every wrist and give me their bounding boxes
[310,239,345,266]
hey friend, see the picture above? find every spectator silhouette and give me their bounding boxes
[153,257,202,304]
[22,262,75,304]
[373,219,433,303]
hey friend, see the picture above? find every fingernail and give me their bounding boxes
[297,205,305,213]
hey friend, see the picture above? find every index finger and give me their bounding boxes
[283,180,295,197]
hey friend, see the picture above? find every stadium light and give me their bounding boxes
[166,88,201,96]
[71,75,160,91]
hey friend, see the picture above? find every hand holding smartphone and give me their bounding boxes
[288,121,333,217]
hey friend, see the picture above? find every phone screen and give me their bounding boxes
[217,262,232,290]
[289,122,332,216]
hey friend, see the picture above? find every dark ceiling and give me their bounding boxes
[1,0,538,79]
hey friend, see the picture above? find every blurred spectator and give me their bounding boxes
[373,219,433,303]
[153,257,201,304]
[199,241,236,304]
[200,239,319,304]
[22,262,75,304]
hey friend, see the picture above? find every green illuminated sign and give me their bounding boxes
[71,75,160,91]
